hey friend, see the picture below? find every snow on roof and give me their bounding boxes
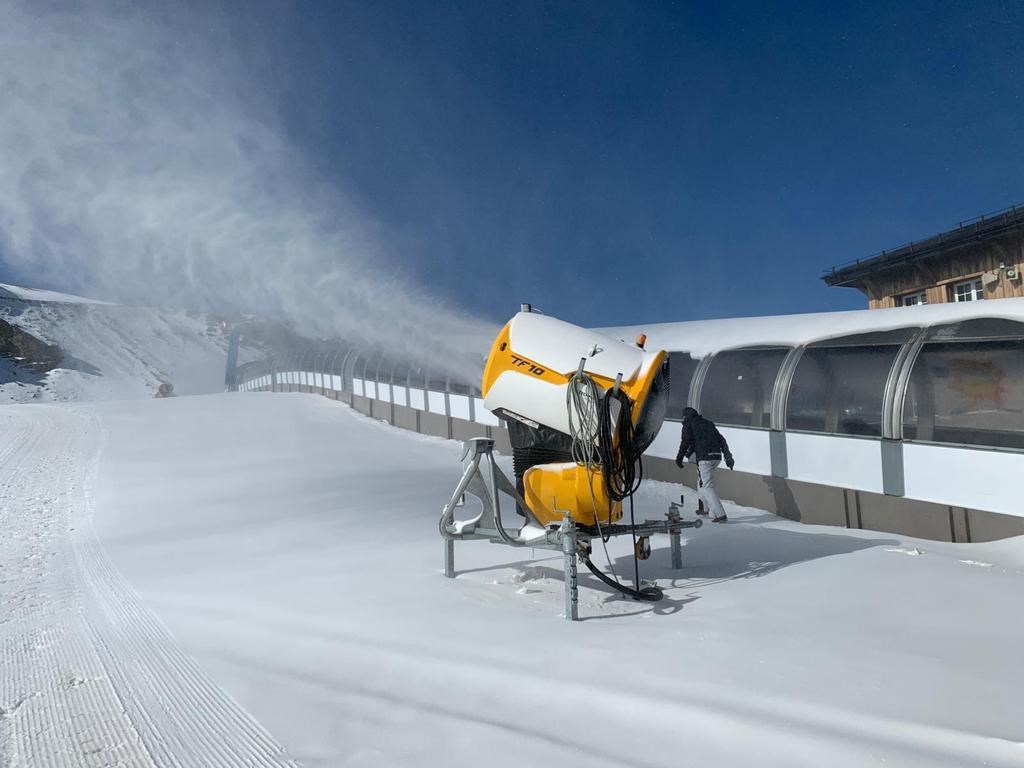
[0,282,114,305]
[603,297,1024,357]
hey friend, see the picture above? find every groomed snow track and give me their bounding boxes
[2,394,1023,767]
[0,405,297,768]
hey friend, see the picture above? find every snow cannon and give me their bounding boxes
[481,308,669,527]
[440,307,701,620]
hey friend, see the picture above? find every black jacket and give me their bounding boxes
[677,415,733,465]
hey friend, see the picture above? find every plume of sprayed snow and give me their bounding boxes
[0,1,496,381]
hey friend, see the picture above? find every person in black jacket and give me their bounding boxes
[675,407,734,522]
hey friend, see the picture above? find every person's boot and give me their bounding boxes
[712,515,728,523]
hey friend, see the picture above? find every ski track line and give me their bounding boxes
[0,405,300,768]
[0,408,152,768]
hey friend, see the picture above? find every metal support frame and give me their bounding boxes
[444,537,455,578]
[561,513,578,621]
[319,350,331,394]
[327,349,343,394]
[291,351,303,389]
[667,499,684,570]
[354,353,370,397]
[367,351,384,400]
[440,438,700,620]
[769,430,789,478]
[401,367,412,408]
[281,352,294,390]
[884,328,929,440]
[688,356,714,413]
[341,350,357,394]
[300,351,313,389]
[374,356,388,403]
[771,346,805,431]
[881,439,905,496]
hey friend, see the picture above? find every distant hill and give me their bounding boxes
[0,283,248,403]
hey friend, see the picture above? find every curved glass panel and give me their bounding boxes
[903,339,1024,449]
[408,365,428,389]
[391,360,412,384]
[787,345,901,436]
[356,353,373,379]
[700,348,788,428]
[665,351,700,421]
[326,348,346,374]
[374,357,395,381]
[344,351,363,382]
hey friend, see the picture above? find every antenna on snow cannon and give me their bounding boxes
[439,307,702,620]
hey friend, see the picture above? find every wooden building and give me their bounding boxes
[823,205,1024,308]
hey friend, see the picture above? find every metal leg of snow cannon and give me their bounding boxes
[444,538,455,579]
[440,438,536,581]
[561,512,579,621]
[667,497,690,570]
[667,502,684,570]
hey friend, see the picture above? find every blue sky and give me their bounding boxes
[236,0,1024,327]
[2,1,1023,333]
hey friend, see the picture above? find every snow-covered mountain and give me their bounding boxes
[0,282,240,403]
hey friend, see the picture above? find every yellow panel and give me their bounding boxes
[481,321,512,396]
[620,349,667,427]
[523,463,623,526]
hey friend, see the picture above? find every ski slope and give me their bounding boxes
[0,404,295,767]
[2,393,1023,767]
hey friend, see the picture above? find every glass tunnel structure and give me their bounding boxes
[235,298,1024,542]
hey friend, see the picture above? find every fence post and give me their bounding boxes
[224,329,241,392]
[444,375,453,440]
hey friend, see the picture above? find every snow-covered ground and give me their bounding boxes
[0,403,295,767]
[0,288,239,403]
[2,392,1023,767]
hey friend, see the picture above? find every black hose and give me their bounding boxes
[581,551,663,602]
[597,387,644,502]
[629,494,640,589]
[597,387,647,586]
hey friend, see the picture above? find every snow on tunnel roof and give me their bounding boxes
[602,297,1024,358]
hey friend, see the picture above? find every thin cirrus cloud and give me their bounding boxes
[0,1,496,379]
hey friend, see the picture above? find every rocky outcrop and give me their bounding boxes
[0,318,64,373]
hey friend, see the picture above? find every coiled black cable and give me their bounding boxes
[580,548,662,601]
[597,386,647,592]
[597,387,643,502]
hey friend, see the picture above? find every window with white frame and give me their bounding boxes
[951,278,984,302]
[901,290,928,306]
